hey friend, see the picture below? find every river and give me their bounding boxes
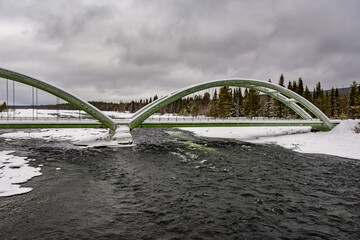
[0,128,359,239]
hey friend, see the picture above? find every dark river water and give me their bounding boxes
[0,128,359,240]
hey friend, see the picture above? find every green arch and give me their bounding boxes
[129,79,333,130]
[0,68,117,131]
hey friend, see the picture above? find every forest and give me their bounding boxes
[110,74,360,119]
[22,74,360,119]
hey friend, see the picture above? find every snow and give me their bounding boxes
[1,126,133,148]
[0,109,134,148]
[0,151,42,197]
[181,120,360,160]
[0,109,134,119]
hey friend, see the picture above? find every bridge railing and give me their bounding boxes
[141,115,322,123]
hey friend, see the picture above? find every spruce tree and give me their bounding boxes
[349,81,358,118]
[287,81,293,91]
[292,80,297,93]
[264,79,274,117]
[243,89,261,118]
[303,86,313,102]
[206,89,218,117]
[275,74,286,118]
[297,78,304,96]
[217,86,233,118]
[330,87,335,118]
[334,88,340,118]
[233,87,243,117]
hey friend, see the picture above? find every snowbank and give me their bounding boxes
[181,120,360,160]
[0,109,133,148]
[1,126,133,148]
[0,151,42,197]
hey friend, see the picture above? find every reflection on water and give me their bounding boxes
[0,128,359,239]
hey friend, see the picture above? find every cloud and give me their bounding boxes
[0,0,359,104]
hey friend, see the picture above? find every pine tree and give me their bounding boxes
[217,86,233,118]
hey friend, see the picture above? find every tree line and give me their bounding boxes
[5,75,359,119]
[109,74,360,119]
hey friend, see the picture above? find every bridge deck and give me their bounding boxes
[0,117,340,130]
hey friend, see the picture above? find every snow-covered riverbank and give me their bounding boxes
[181,120,360,160]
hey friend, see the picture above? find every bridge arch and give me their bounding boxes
[129,79,333,130]
[0,68,117,131]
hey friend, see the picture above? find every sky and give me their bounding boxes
[0,0,359,104]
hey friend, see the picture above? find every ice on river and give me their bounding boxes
[0,151,42,197]
[181,120,360,160]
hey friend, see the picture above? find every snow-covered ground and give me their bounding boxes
[0,151,42,197]
[181,120,360,160]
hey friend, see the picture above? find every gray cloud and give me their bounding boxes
[0,0,359,104]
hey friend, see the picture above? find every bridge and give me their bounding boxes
[0,68,337,137]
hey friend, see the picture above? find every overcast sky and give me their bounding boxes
[0,0,359,104]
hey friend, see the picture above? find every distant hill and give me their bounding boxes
[324,87,350,96]
[259,87,351,98]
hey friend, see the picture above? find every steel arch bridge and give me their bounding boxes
[0,68,336,132]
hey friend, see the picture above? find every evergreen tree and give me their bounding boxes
[292,80,297,93]
[243,89,261,118]
[0,102,6,112]
[287,81,293,91]
[279,74,285,87]
[233,87,243,117]
[129,101,136,113]
[349,81,358,118]
[190,102,198,117]
[264,79,274,117]
[334,88,340,118]
[314,82,323,107]
[217,87,233,118]
[275,74,286,118]
[206,89,218,117]
[330,87,335,118]
[303,86,313,102]
[355,85,360,119]
[340,95,350,119]
[297,78,304,96]
[244,88,248,98]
